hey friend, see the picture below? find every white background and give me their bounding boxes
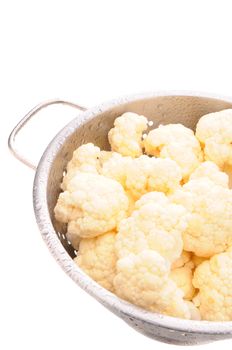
[1,0,232,349]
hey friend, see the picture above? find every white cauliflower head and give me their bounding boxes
[196,109,232,168]
[62,143,101,190]
[114,250,192,319]
[108,112,148,157]
[74,232,117,292]
[67,143,101,171]
[124,155,182,200]
[116,192,187,263]
[101,154,182,200]
[190,161,229,188]
[171,178,232,257]
[144,124,203,180]
[170,266,195,300]
[193,249,232,321]
[55,172,129,238]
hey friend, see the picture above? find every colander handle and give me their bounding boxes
[8,99,87,170]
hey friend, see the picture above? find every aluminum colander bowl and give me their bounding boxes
[8,91,232,346]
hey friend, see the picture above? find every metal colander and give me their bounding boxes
[9,92,232,345]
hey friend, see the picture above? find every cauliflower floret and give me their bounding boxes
[190,161,229,188]
[171,178,232,257]
[114,250,191,319]
[67,143,101,171]
[100,152,132,187]
[101,154,182,200]
[193,249,232,321]
[125,155,182,200]
[116,192,187,263]
[54,190,82,223]
[170,266,195,300]
[172,251,193,269]
[108,112,148,157]
[135,191,168,208]
[196,109,232,169]
[74,232,117,292]
[55,172,129,238]
[62,143,101,190]
[144,124,203,180]
[98,150,114,164]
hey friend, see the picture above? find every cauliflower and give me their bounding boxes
[116,192,187,263]
[185,301,201,320]
[100,152,132,187]
[62,143,101,190]
[135,191,168,208]
[172,251,194,269]
[171,178,232,257]
[108,112,148,157]
[125,155,182,200]
[74,232,117,292]
[170,266,195,300]
[55,172,129,238]
[114,250,193,319]
[101,153,182,200]
[196,109,232,169]
[189,161,229,188]
[66,143,101,171]
[144,124,203,180]
[54,108,232,321]
[193,249,232,321]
